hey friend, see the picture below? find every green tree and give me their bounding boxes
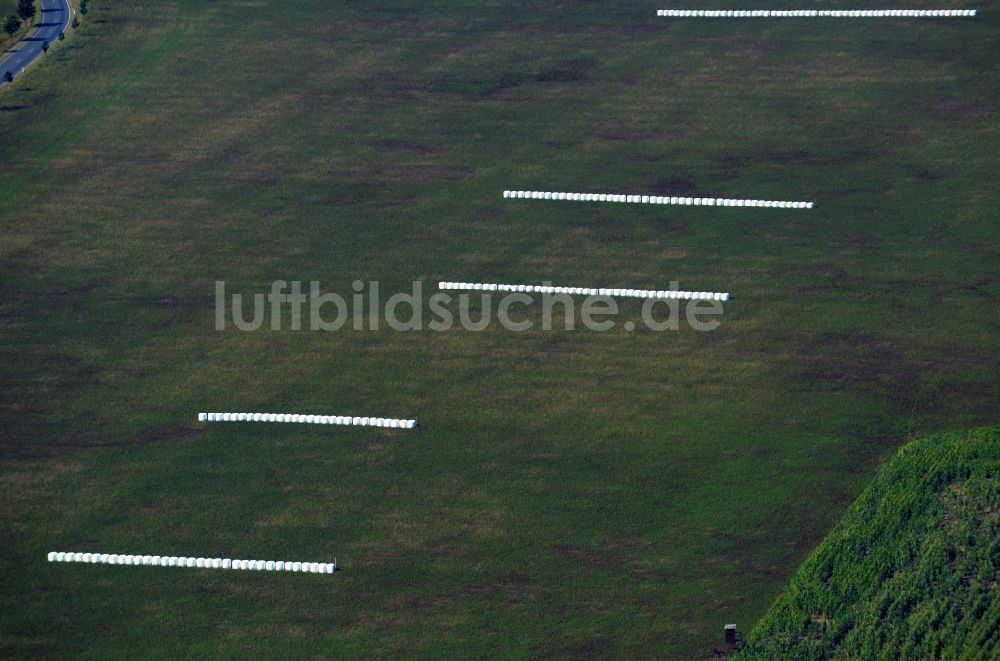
[58,30,64,40]
[41,41,47,53]
[17,0,36,23]
[79,0,88,16]
[71,15,79,28]
[4,15,21,39]
[3,71,12,83]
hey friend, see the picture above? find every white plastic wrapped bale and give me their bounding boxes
[198,410,414,427]
[658,8,973,18]
[41,553,342,575]
[505,189,811,206]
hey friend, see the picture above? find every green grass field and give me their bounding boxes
[1,1,998,657]
[740,427,999,659]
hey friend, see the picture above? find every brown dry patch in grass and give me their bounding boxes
[793,333,920,391]
[0,460,86,522]
[734,39,781,57]
[647,176,703,196]
[716,150,820,176]
[362,15,422,31]
[593,22,659,35]
[354,506,507,568]
[139,423,203,446]
[42,281,109,299]
[915,168,945,182]
[164,95,301,170]
[366,162,476,183]
[922,97,989,122]
[549,636,615,659]
[595,120,689,144]
[790,263,850,295]
[553,537,651,571]
[462,570,537,600]
[374,139,443,156]
[298,88,422,112]
[838,232,880,251]
[775,332,995,423]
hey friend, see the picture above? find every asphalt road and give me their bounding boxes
[0,0,72,86]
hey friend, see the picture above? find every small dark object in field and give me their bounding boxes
[724,624,743,648]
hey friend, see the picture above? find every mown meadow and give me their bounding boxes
[1,1,998,657]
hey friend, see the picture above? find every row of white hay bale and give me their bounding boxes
[656,9,976,17]
[439,282,730,301]
[48,552,337,573]
[502,190,813,208]
[197,413,418,428]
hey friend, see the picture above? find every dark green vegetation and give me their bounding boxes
[3,14,19,40]
[740,427,999,659]
[1,1,998,657]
